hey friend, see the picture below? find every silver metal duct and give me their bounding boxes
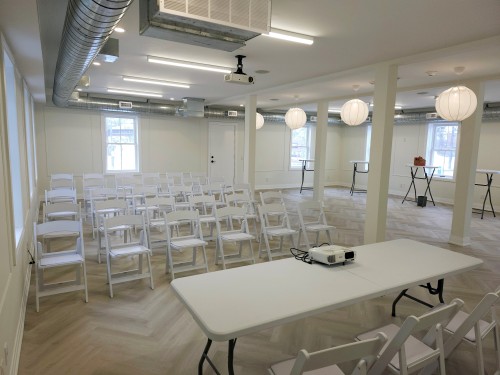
[52,0,134,107]
[65,95,500,124]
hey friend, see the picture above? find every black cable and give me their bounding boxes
[27,245,35,264]
[290,247,313,264]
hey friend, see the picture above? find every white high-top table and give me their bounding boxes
[171,239,482,375]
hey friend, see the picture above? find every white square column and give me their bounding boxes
[244,95,257,191]
[313,101,328,201]
[364,63,398,244]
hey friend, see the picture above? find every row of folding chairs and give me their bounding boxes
[270,288,500,375]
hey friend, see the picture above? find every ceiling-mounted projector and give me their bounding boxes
[224,55,254,85]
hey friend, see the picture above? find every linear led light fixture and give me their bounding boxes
[107,88,163,98]
[263,28,314,45]
[147,56,232,74]
[122,76,190,88]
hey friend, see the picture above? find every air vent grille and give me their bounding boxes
[159,0,270,33]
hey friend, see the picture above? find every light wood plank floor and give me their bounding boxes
[19,187,500,374]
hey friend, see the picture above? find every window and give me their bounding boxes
[290,126,311,169]
[426,122,459,178]
[365,125,372,161]
[3,49,24,244]
[103,115,139,172]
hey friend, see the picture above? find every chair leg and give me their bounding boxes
[147,252,154,290]
[82,262,89,303]
[475,324,485,375]
[201,246,209,273]
[494,323,500,375]
[35,264,40,312]
[107,257,114,298]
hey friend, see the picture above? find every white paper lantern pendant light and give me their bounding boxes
[285,107,307,130]
[435,67,477,122]
[256,112,264,129]
[341,85,369,126]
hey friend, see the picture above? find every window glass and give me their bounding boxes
[104,115,139,172]
[290,126,311,169]
[426,123,459,178]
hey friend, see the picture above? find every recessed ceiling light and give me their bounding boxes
[263,28,314,45]
[92,61,101,66]
[76,88,82,92]
[107,88,163,98]
[123,76,190,88]
[170,97,175,100]
[239,104,244,107]
[114,27,125,33]
[147,56,231,74]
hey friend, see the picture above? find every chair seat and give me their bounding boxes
[109,245,150,257]
[99,224,132,233]
[267,228,296,236]
[40,253,84,267]
[357,323,435,371]
[200,216,217,224]
[221,232,255,241]
[270,358,344,375]
[47,211,78,218]
[171,238,208,249]
[305,224,334,232]
[445,310,491,342]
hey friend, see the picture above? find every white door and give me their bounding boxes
[208,122,235,184]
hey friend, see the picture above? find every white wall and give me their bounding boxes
[35,105,209,196]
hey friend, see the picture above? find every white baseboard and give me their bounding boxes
[448,234,471,247]
[10,264,31,375]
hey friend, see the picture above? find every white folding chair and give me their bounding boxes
[442,288,500,375]
[33,219,88,312]
[203,182,226,208]
[166,172,183,186]
[94,199,129,263]
[88,187,118,236]
[356,298,464,375]
[214,206,256,269]
[103,214,154,298]
[189,195,217,240]
[225,191,259,240]
[297,200,335,249]
[144,196,176,249]
[82,173,106,218]
[142,172,160,187]
[163,210,208,279]
[269,333,387,375]
[258,203,297,261]
[131,185,159,214]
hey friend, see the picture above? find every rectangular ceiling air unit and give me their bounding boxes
[140,0,271,52]
[426,112,439,120]
[119,101,133,109]
[227,110,238,117]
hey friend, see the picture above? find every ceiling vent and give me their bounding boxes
[227,110,238,117]
[426,112,439,120]
[179,97,205,117]
[309,115,317,122]
[119,101,133,109]
[140,0,271,51]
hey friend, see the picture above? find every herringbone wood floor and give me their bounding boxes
[19,187,500,374]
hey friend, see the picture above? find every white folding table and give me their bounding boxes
[171,239,482,375]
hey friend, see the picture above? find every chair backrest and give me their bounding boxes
[34,219,84,259]
[226,192,256,215]
[444,289,500,357]
[50,173,74,190]
[45,188,77,204]
[166,172,182,186]
[290,333,387,375]
[94,199,128,226]
[163,209,203,240]
[259,203,289,228]
[145,196,176,214]
[43,202,81,222]
[215,206,250,233]
[368,298,464,375]
[103,214,148,248]
[189,195,216,215]
[298,200,328,225]
[260,190,285,206]
[142,172,160,187]
[83,173,105,192]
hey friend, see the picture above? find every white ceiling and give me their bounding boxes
[2,0,500,113]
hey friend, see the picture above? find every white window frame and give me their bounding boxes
[365,124,372,162]
[426,122,460,179]
[102,113,140,173]
[289,126,312,170]
[3,46,24,246]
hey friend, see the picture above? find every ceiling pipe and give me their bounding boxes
[52,0,134,107]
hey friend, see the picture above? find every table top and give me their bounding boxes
[171,239,482,342]
[476,169,500,174]
[406,164,439,168]
[350,160,369,164]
